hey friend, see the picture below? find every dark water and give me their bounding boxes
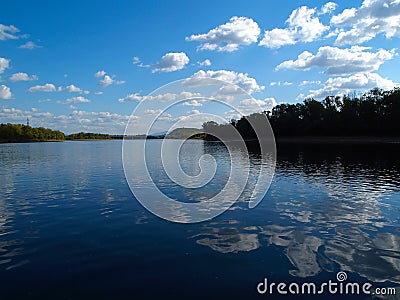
[0,140,399,299]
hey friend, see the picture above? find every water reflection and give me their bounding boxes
[193,224,261,253]
[272,144,400,283]
[191,143,400,284]
[0,147,25,271]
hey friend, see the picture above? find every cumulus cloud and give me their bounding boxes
[28,83,57,92]
[18,41,41,49]
[320,2,338,15]
[0,107,131,134]
[270,81,293,86]
[183,99,202,107]
[331,0,400,45]
[184,69,264,94]
[144,109,163,115]
[118,91,202,103]
[132,56,150,68]
[64,96,91,104]
[238,97,278,114]
[0,57,10,73]
[118,93,143,102]
[64,84,82,93]
[198,59,211,66]
[0,24,19,40]
[96,71,125,87]
[9,72,38,82]
[0,85,12,99]
[98,75,114,87]
[61,84,90,94]
[153,52,189,72]
[186,16,261,52]
[259,6,329,48]
[276,46,396,75]
[94,70,106,78]
[132,57,140,64]
[306,72,398,98]
[299,80,322,86]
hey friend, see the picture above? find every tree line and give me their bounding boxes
[0,123,65,142]
[202,87,400,139]
[66,132,112,140]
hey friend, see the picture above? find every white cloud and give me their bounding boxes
[184,70,264,94]
[331,8,357,25]
[156,113,174,122]
[62,84,90,94]
[64,96,91,104]
[153,52,189,72]
[0,107,131,134]
[99,75,114,87]
[28,83,57,92]
[95,91,103,95]
[198,59,211,66]
[238,97,278,114]
[276,46,395,75]
[118,93,143,102]
[0,57,10,73]
[118,91,202,103]
[64,84,82,93]
[132,56,150,68]
[259,6,329,48]
[132,57,141,64]
[9,72,38,82]
[0,24,19,40]
[190,109,201,114]
[94,70,106,78]
[331,0,400,45]
[0,85,12,99]
[18,41,41,49]
[144,109,163,115]
[320,2,338,15]
[96,71,125,87]
[183,99,202,107]
[306,72,398,98]
[270,81,293,86]
[186,16,260,52]
[299,80,322,86]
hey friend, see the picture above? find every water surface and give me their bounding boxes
[0,140,399,299]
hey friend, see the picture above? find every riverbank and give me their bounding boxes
[0,139,64,143]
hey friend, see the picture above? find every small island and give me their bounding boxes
[66,132,122,140]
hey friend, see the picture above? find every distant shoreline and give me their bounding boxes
[0,139,64,143]
[2,136,400,144]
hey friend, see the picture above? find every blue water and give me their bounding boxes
[0,140,399,299]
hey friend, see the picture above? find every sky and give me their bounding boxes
[1,0,399,134]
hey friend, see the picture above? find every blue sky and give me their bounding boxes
[1,0,399,134]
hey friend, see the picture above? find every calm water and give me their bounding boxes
[0,140,399,299]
